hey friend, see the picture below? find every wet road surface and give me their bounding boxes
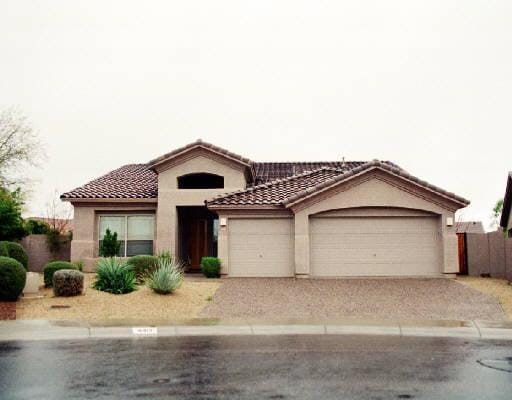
[0,334,511,399]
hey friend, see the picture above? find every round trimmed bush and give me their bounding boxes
[0,242,8,257]
[200,257,221,278]
[53,269,84,297]
[0,241,28,269]
[43,261,79,287]
[126,255,158,282]
[0,256,27,301]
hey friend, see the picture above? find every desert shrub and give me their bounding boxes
[0,241,28,269]
[43,261,78,287]
[145,256,183,295]
[92,257,136,294]
[0,256,27,301]
[25,219,50,234]
[200,257,221,278]
[72,260,84,272]
[126,255,158,282]
[53,269,84,297]
[0,188,28,241]
[99,228,121,257]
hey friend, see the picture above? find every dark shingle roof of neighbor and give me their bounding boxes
[500,172,512,228]
[455,221,485,234]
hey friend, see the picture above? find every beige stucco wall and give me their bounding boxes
[154,155,247,255]
[291,174,460,277]
[69,203,157,271]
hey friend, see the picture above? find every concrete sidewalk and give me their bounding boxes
[1,318,512,342]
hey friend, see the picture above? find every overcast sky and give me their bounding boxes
[1,1,511,229]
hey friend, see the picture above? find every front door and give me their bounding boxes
[187,218,208,270]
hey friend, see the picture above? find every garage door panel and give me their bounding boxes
[229,218,294,277]
[311,216,441,277]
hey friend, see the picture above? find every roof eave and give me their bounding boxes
[499,173,512,228]
[61,197,158,204]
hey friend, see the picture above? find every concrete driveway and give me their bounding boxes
[200,278,506,321]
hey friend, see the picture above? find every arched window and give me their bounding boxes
[177,173,224,189]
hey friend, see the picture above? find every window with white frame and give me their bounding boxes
[99,215,155,257]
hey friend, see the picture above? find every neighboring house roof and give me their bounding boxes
[61,164,158,199]
[208,160,470,208]
[500,172,512,228]
[455,221,485,234]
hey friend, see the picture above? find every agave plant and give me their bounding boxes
[145,256,184,295]
[92,257,137,294]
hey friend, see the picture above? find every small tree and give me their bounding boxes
[99,228,121,257]
[0,187,27,240]
[0,108,43,188]
[490,199,504,230]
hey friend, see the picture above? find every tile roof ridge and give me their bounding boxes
[148,140,252,167]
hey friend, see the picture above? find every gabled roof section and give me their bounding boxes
[207,167,345,207]
[282,160,470,208]
[148,139,252,171]
[61,164,158,200]
[500,172,512,228]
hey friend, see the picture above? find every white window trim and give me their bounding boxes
[98,214,155,257]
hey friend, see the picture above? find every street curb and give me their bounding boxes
[1,319,512,342]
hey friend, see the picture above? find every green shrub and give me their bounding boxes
[99,228,121,257]
[0,256,27,301]
[53,269,84,297]
[0,242,8,257]
[145,257,183,295]
[126,255,158,282]
[200,257,221,278]
[0,241,28,269]
[43,261,78,287]
[25,219,50,234]
[92,258,136,294]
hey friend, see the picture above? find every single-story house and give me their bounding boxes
[500,172,512,237]
[61,140,470,277]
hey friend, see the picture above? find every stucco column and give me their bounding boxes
[70,206,96,271]
[294,211,310,277]
[217,214,229,275]
[155,193,177,255]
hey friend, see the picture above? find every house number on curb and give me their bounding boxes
[132,327,158,335]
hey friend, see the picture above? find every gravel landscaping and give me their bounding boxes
[456,276,512,318]
[200,278,507,321]
[16,274,220,321]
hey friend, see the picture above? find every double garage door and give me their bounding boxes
[311,216,441,277]
[227,216,441,277]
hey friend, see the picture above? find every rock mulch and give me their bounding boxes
[200,278,506,321]
[456,276,512,318]
[16,273,220,321]
[0,302,16,320]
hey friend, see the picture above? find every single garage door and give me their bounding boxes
[229,218,294,277]
[311,216,441,277]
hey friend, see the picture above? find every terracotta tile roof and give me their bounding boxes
[209,160,470,208]
[61,164,158,200]
[207,168,345,207]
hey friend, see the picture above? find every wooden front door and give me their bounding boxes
[187,219,208,270]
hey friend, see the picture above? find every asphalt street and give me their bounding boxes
[0,334,511,399]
